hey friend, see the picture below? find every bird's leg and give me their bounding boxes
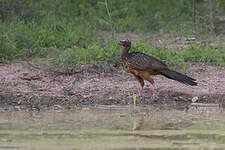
[138,85,143,97]
[141,73,157,99]
[151,83,156,99]
[133,74,144,97]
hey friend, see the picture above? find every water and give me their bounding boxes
[0,104,225,150]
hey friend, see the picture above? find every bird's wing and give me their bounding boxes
[127,52,168,71]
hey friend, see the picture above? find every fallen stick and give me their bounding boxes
[191,103,219,107]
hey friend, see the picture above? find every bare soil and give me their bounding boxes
[0,61,225,109]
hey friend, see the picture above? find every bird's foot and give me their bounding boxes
[152,92,158,100]
[152,92,156,99]
[151,85,158,100]
[137,88,143,97]
[137,92,142,97]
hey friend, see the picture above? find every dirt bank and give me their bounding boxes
[0,61,224,109]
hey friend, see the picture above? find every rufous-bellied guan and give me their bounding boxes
[118,39,197,98]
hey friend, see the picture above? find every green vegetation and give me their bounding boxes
[0,0,224,67]
[133,40,225,68]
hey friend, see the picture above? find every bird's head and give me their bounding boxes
[118,39,131,48]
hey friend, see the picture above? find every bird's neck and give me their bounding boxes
[121,46,130,59]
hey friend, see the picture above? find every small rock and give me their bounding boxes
[14,106,20,110]
[16,93,23,97]
[192,96,198,102]
[109,96,113,100]
[53,104,62,109]
[186,37,196,41]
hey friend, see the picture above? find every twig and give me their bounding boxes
[191,103,219,107]
[26,61,81,76]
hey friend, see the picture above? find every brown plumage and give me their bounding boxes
[118,39,197,97]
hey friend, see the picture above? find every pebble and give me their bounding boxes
[192,96,198,102]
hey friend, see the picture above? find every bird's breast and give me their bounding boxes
[122,58,132,68]
[122,58,139,75]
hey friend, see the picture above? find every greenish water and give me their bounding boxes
[0,105,225,150]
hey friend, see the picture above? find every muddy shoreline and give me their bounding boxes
[0,62,225,110]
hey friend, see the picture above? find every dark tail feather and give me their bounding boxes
[160,69,197,86]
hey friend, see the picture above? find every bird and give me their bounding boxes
[118,39,197,98]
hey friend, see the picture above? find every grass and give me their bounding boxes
[0,0,224,69]
[131,40,225,69]
[0,18,224,69]
[45,38,225,71]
